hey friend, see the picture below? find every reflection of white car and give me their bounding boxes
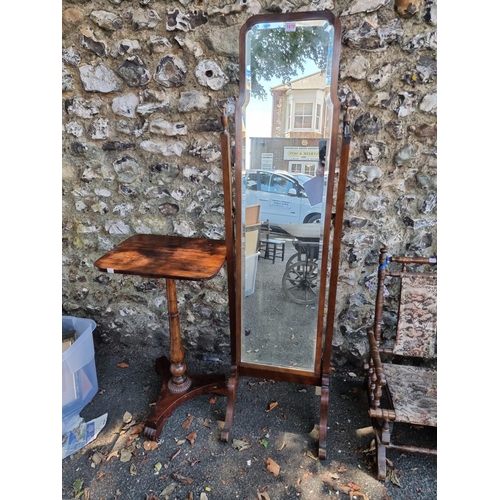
[290,173,313,185]
[244,169,322,225]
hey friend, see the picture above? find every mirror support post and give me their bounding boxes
[220,107,238,442]
[318,108,351,457]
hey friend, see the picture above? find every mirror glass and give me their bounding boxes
[239,16,337,372]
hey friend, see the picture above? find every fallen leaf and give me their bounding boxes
[171,472,193,485]
[120,450,132,462]
[257,491,271,500]
[106,450,119,461]
[309,424,320,441]
[145,492,160,500]
[160,483,177,496]
[322,475,336,489]
[122,411,133,424]
[143,441,158,451]
[209,396,217,404]
[306,450,318,460]
[203,419,211,428]
[129,464,137,475]
[266,457,280,476]
[347,482,361,490]
[232,439,251,451]
[266,401,279,412]
[337,465,347,473]
[92,452,104,465]
[278,441,286,451]
[154,462,162,472]
[96,472,105,480]
[388,468,402,487]
[117,362,129,368]
[182,416,194,429]
[171,448,181,460]
[186,432,197,445]
[261,438,268,448]
[83,488,90,500]
[349,491,369,500]
[130,423,145,436]
[73,478,84,498]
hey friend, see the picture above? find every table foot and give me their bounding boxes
[144,356,235,442]
[318,374,330,460]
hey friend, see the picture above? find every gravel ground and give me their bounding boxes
[61,339,437,500]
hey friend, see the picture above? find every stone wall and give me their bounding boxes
[62,0,437,367]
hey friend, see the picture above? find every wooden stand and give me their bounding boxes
[94,234,236,441]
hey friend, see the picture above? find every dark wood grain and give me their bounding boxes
[94,234,226,280]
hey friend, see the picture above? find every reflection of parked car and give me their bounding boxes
[243,169,322,225]
[290,173,313,185]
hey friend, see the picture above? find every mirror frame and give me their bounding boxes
[234,11,342,385]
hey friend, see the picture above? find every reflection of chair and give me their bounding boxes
[259,220,285,264]
[363,248,437,480]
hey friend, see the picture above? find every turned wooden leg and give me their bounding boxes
[166,278,192,393]
[318,374,330,459]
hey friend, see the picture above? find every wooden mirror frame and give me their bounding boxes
[230,11,348,458]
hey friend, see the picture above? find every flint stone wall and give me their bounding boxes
[62,0,437,367]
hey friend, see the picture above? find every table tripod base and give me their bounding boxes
[143,356,235,441]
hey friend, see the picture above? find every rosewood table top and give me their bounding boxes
[94,234,227,281]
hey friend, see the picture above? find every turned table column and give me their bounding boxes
[165,278,191,393]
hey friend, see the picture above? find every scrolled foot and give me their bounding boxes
[143,425,158,441]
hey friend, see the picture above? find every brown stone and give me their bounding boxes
[394,0,421,18]
[62,8,84,32]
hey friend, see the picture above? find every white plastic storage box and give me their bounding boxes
[62,316,98,433]
[245,252,259,297]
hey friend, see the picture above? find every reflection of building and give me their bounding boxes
[249,137,321,176]
[248,72,329,176]
[271,71,328,139]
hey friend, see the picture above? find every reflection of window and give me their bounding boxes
[285,90,326,134]
[315,103,322,130]
[246,172,257,190]
[259,171,271,192]
[270,174,293,194]
[304,163,315,176]
[293,103,313,129]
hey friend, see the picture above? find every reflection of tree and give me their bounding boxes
[250,26,330,100]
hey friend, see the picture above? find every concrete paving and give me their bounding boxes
[62,337,437,500]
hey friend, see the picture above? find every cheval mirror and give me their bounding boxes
[231,11,350,459]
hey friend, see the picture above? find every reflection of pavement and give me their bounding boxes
[242,240,320,370]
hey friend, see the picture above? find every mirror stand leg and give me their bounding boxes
[318,374,330,459]
[220,364,238,442]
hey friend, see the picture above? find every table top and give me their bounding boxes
[94,234,227,281]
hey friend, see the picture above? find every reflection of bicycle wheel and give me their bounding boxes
[282,261,319,304]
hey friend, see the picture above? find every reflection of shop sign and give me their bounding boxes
[284,147,319,160]
[270,199,291,209]
[261,153,273,169]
